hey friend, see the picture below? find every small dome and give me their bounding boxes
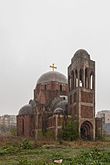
[74,49,90,60]
[37,71,68,85]
[55,100,68,110]
[54,107,64,115]
[19,104,33,115]
[49,97,62,111]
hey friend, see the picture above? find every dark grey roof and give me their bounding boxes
[19,104,33,115]
[37,71,68,85]
[54,100,68,111]
[49,97,62,111]
[54,107,64,114]
[74,49,90,60]
[29,99,36,108]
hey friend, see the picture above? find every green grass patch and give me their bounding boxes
[0,139,110,164]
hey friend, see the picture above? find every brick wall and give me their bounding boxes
[81,105,93,118]
[17,115,35,137]
[81,91,93,103]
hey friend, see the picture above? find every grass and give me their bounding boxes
[0,137,110,164]
[0,147,79,164]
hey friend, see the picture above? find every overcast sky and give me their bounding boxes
[0,0,110,115]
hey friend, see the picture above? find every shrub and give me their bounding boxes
[20,139,33,149]
[62,120,78,141]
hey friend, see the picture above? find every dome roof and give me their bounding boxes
[55,100,68,111]
[37,71,68,85]
[74,49,90,60]
[54,107,64,115]
[19,104,33,115]
[75,49,88,55]
[49,97,62,111]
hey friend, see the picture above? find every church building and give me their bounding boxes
[17,49,102,140]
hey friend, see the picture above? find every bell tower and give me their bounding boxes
[68,49,95,140]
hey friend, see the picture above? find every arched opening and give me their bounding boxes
[71,71,74,89]
[85,68,88,88]
[31,129,35,137]
[79,69,83,87]
[75,70,78,87]
[60,84,62,92]
[45,85,47,90]
[80,121,93,140]
[90,72,94,89]
[90,75,93,89]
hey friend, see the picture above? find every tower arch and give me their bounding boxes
[80,121,93,140]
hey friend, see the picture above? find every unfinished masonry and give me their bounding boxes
[68,49,95,140]
[17,49,99,140]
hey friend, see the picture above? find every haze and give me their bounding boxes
[0,0,110,115]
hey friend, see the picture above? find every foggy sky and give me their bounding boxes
[0,0,110,115]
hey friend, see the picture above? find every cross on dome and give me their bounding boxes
[50,63,57,71]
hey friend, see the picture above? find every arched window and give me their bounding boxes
[79,69,83,87]
[90,72,94,89]
[85,68,88,88]
[60,84,63,92]
[75,70,78,87]
[71,71,74,89]
[45,85,46,90]
[90,74,94,89]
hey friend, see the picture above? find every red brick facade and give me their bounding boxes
[68,49,95,140]
[17,71,68,139]
[81,105,93,118]
[17,49,101,140]
[17,115,35,137]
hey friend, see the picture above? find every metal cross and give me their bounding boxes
[50,63,57,71]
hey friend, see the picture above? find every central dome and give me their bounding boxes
[37,71,67,85]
